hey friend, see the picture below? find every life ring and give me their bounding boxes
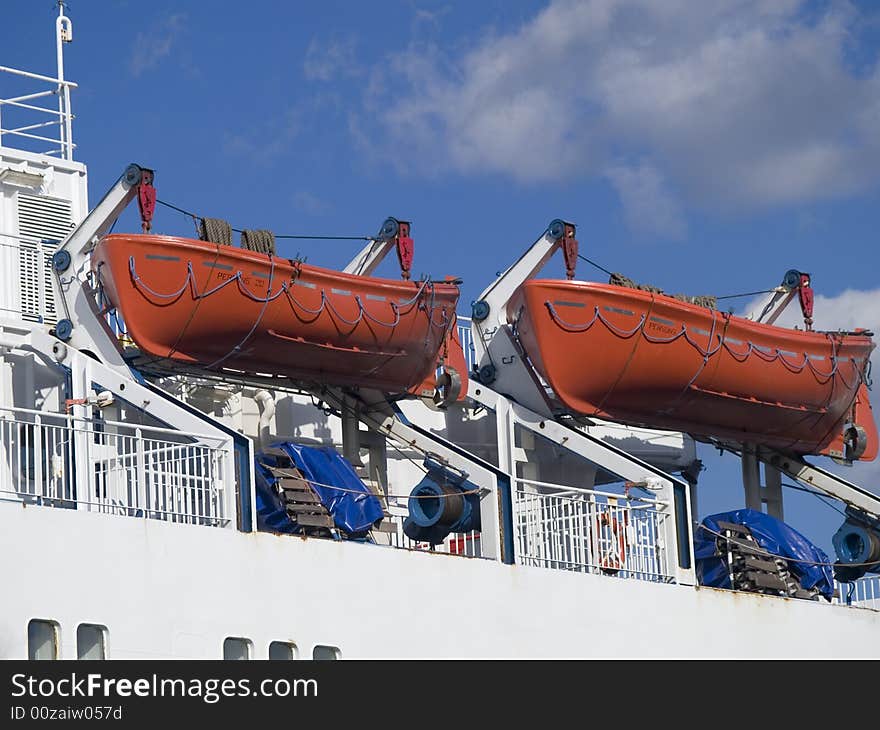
[595,511,627,574]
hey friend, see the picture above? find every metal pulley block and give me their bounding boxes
[432,366,463,409]
[844,424,869,461]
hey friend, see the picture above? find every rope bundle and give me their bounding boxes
[197,219,277,255]
[609,272,718,310]
[241,229,276,255]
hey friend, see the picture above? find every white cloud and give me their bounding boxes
[805,288,880,435]
[811,289,880,336]
[223,107,301,164]
[741,286,880,380]
[735,286,880,496]
[303,36,360,82]
[412,7,451,35]
[130,14,186,77]
[762,287,880,337]
[293,191,330,215]
[356,0,880,235]
[604,162,686,239]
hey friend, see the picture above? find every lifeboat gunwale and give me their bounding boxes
[92,233,461,392]
[104,233,459,297]
[530,280,874,347]
[509,278,877,458]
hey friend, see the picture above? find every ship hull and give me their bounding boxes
[509,280,878,457]
[2,503,878,658]
[93,234,460,392]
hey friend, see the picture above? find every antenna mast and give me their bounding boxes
[56,1,74,160]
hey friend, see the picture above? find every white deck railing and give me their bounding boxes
[835,574,880,610]
[0,405,231,527]
[376,504,484,558]
[457,316,476,373]
[0,64,76,159]
[375,478,673,579]
[513,478,674,582]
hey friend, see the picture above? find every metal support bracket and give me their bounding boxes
[343,216,414,279]
[50,163,152,376]
[470,219,574,414]
[313,385,511,563]
[720,441,880,521]
[468,379,696,584]
[745,269,810,327]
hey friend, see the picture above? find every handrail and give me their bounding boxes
[0,128,72,147]
[0,63,75,159]
[0,65,78,87]
[0,404,227,444]
[2,91,59,106]
[513,483,674,582]
[0,406,231,527]
[515,475,668,505]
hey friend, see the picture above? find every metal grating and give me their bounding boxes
[16,193,72,324]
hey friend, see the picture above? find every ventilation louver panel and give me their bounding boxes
[16,193,72,325]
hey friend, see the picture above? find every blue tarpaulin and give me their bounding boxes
[694,508,834,599]
[254,461,299,535]
[255,442,384,538]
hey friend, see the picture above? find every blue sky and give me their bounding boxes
[4,0,880,555]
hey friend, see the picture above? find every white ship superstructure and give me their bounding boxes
[0,6,878,660]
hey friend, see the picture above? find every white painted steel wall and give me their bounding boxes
[0,147,87,324]
[1,502,877,659]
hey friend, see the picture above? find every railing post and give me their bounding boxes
[653,477,696,585]
[493,396,515,564]
[63,84,73,160]
[33,413,43,503]
[222,438,237,529]
[0,416,8,497]
[135,427,147,519]
[70,411,91,512]
[232,439,241,528]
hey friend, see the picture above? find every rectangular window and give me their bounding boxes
[312,645,340,660]
[77,624,107,660]
[223,637,251,660]
[269,641,297,660]
[28,620,59,660]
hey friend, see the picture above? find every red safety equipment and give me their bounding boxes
[595,511,627,574]
[395,220,414,281]
[562,222,578,280]
[798,272,814,331]
[137,169,156,233]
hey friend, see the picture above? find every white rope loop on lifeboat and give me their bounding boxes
[127,254,450,332]
[543,299,869,390]
[203,254,279,370]
[125,253,455,378]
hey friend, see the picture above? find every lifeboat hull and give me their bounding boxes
[93,234,460,392]
[509,280,878,459]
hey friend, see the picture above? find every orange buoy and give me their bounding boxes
[595,511,627,574]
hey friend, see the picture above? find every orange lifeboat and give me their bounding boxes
[92,233,460,392]
[509,279,878,460]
